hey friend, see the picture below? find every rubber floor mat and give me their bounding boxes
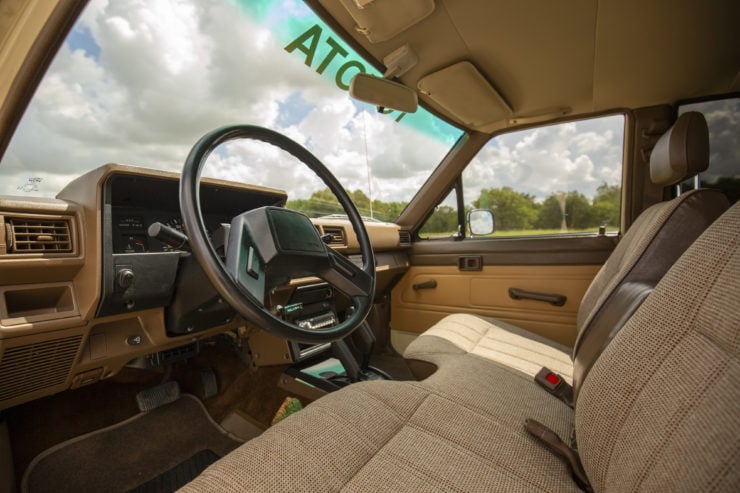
[22,395,241,493]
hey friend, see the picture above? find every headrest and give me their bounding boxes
[650,111,709,186]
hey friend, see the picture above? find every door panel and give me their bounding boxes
[390,235,615,352]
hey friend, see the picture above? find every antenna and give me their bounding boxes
[362,110,373,219]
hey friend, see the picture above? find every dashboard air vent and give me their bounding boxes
[398,230,411,246]
[323,226,346,246]
[8,217,72,253]
[0,335,82,402]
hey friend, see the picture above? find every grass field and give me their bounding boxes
[421,227,618,239]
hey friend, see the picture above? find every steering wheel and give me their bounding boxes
[179,125,375,343]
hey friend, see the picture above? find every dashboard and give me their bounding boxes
[0,163,409,411]
[108,174,285,254]
[98,171,290,325]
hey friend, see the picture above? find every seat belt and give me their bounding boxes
[525,419,592,492]
[534,367,573,408]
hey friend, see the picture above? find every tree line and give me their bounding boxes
[286,188,407,222]
[421,183,620,234]
[288,183,621,234]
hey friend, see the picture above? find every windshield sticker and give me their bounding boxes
[284,23,406,122]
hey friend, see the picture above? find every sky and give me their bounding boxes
[0,0,640,208]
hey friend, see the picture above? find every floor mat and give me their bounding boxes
[127,449,219,493]
[22,394,241,493]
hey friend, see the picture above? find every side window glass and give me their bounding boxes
[419,189,459,238]
[678,98,739,204]
[462,115,624,237]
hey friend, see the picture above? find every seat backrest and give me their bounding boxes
[570,112,728,397]
[575,201,740,492]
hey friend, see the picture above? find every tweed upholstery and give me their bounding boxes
[181,378,579,493]
[575,191,700,340]
[404,313,573,381]
[649,111,709,186]
[419,353,574,436]
[577,203,740,492]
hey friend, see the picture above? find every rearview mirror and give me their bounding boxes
[468,209,494,236]
[350,74,418,113]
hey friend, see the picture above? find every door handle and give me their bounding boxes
[509,287,567,307]
[413,279,437,290]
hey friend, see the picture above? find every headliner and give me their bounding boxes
[315,0,740,132]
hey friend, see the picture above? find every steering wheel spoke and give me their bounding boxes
[323,247,373,299]
[223,214,268,306]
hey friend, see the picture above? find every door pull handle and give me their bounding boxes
[413,280,438,290]
[509,287,566,307]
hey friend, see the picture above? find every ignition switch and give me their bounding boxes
[116,267,135,289]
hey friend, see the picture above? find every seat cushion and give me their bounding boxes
[404,313,573,382]
[181,377,578,493]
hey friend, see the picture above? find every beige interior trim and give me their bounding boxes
[0,163,288,409]
[247,327,293,366]
[0,308,242,411]
[318,0,737,134]
[337,0,435,43]
[418,61,512,128]
[312,217,401,253]
[391,264,601,347]
[0,0,58,111]
[624,105,674,229]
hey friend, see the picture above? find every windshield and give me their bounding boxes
[0,0,463,222]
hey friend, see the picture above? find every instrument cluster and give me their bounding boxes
[113,215,197,253]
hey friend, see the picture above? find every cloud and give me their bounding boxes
[0,0,629,214]
[1,0,459,203]
[463,115,624,203]
[682,99,740,184]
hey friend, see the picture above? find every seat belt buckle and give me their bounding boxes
[535,367,574,408]
[536,367,563,390]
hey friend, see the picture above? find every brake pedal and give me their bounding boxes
[200,367,218,399]
[135,381,181,412]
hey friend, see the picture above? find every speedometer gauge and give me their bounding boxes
[117,216,144,230]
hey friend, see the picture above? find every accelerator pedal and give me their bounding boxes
[136,381,181,412]
[200,367,218,399]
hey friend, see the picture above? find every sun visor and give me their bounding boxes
[338,0,435,43]
[417,61,512,129]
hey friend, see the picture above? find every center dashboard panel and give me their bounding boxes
[97,172,287,324]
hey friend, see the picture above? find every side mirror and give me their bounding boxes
[349,74,418,113]
[468,209,494,237]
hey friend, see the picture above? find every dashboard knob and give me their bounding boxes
[116,268,135,289]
